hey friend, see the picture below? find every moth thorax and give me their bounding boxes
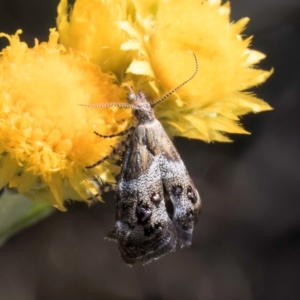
[132,106,155,123]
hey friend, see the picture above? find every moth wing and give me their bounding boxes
[107,129,177,265]
[158,127,201,247]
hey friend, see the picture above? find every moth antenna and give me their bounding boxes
[151,52,198,107]
[79,103,137,110]
[80,86,141,110]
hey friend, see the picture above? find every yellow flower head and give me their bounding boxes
[57,0,272,142]
[0,29,130,210]
[119,0,273,141]
[57,0,133,79]
[0,0,272,209]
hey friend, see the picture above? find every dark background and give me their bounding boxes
[0,0,300,299]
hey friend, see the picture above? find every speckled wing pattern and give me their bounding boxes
[107,115,201,265]
[158,122,201,248]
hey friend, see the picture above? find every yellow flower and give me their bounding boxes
[0,0,272,210]
[0,29,130,210]
[57,0,133,80]
[119,0,273,141]
[57,0,272,142]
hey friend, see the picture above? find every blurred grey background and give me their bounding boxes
[0,0,300,299]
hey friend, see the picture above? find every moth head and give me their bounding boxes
[127,88,155,123]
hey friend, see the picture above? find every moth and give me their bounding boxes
[85,53,201,265]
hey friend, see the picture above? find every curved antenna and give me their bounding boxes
[79,103,138,110]
[80,86,141,110]
[151,52,198,107]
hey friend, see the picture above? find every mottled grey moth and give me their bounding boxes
[85,53,201,265]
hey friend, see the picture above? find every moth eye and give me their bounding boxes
[150,192,161,203]
[136,202,152,223]
[171,185,183,197]
[144,222,162,237]
[187,185,197,204]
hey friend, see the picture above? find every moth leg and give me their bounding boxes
[86,176,115,203]
[94,126,134,139]
[86,130,133,169]
[91,176,115,194]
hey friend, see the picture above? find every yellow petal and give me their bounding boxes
[57,0,132,78]
[126,60,155,77]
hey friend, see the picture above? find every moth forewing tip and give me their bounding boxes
[176,227,193,249]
